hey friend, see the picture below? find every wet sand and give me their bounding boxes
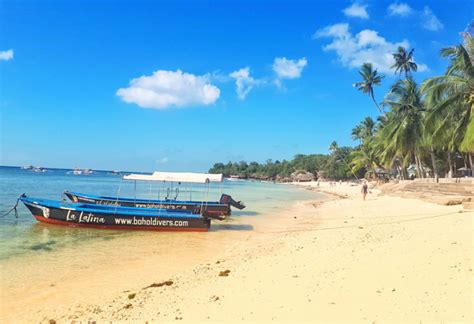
[1,182,473,322]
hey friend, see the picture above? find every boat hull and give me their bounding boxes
[22,199,211,232]
[64,191,231,217]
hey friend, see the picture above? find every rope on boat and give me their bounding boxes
[200,179,210,217]
[174,187,179,200]
[114,176,124,215]
[0,195,21,218]
[148,181,153,204]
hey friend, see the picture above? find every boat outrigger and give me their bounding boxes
[19,195,213,231]
[64,171,245,217]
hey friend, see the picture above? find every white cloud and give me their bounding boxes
[388,2,413,16]
[417,63,429,72]
[158,157,169,164]
[315,23,427,73]
[229,67,260,100]
[343,2,369,19]
[0,49,13,61]
[313,23,350,39]
[116,69,220,109]
[421,6,443,31]
[272,57,307,79]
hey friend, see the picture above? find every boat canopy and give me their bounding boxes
[123,171,223,184]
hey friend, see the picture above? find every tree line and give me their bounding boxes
[210,29,473,181]
[209,149,360,181]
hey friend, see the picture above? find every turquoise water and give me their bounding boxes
[0,166,318,261]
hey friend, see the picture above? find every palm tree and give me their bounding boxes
[353,63,385,113]
[361,117,376,138]
[391,47,418,78]
[380,78,425,178]
[329,141,338,153]
[351,117,376,143]
[350,138,382,179]
[351,124,364,143]
[421,34,474,172]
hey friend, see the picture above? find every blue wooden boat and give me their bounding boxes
[20,195,212,231]
[64,191,244,217]
[64,171,245,217]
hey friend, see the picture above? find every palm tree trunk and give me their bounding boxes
[419,154,425,178]
[414,154,422,179]
[469,153,474,176]
[398,158,404,180]
[430,149,439,183]
[447,151,453,179]
[369,90,382,113]
[394,160,402,180]
[402,163,408,180]
[454,156,458,180]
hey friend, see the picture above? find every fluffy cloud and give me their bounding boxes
[421,6,443,31]
[229,67,260,100]
[314,23,427,73]
[0,49,13,61]
[343,2,369,19]
[388,2,413,16]
[272,57,307,79]
[116,70,220,109]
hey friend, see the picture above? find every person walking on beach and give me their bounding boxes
[361,181,368,201]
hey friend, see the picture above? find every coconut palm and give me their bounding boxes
[351,124,364,143]
[379,78,425,177]
[353,63,385,113]
[329,141,338,153]
[421,34,474,169]
[391,46,418,78]
[361,117,376,138]
[351,117,376,143]
[350,138,382,179]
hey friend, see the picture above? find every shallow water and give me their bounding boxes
[0,166,319,262]
[0,166,324,320]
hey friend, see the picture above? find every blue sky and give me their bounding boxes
[0,0,472,171]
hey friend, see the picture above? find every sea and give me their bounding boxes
[0,165,319,262]
[0,165,324,320]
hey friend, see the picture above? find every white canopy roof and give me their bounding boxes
[123,171,223,183]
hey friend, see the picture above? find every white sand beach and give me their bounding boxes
[1,181,473,323]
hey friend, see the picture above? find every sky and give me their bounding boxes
[0,0,472,172]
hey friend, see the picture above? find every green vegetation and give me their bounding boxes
[350,32,473,180]
[209,147,363,181]
[353,63,385,113]
[391,46,418,78]
[209,32,474,181]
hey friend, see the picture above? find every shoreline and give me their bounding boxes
[1,182,473,322]
[0,185,326,323]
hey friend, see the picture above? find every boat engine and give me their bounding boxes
[219,194,246,210]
